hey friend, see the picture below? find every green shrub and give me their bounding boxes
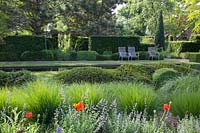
[20,50,54,61]
[171,92,200,118]
[96,53,118,60]
[66,50,77,60]
[115,64,152,83]
[111,53,119,60]
[54,67,114,83]
[0,70,9,86]
[168,41,200,54]
[152,68,178,88]
[138,51,149,60]
[189,34,200,42]
[180,52,200,63]
[0,70,35,86]
[103,51,112,55]
[77,51,96,60]
[89,36,140,54]
[52,49,69,61]
[96,54,112,60]
[152,63,198,75]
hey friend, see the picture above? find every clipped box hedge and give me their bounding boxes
[89,36,140,54]
[77,51,96,60]
[54,67,114,83]
[168,41,200,54]
[0,70,35,86]
[20,50,54,61]
[180,52,200,63]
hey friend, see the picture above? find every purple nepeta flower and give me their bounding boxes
[56,126,62,133]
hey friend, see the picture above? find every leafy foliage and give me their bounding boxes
[168,41,200,54]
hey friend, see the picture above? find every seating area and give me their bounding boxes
[118,46,159,60]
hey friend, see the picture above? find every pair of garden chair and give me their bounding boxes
[118,47,159,60]
[118,47,139,61]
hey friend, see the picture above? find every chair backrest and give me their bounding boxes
[148,47,157,56]
[118,47,126,53]
[128,47,136,52]
[128,47,136,56]
[148,47,156,52]
[118,47,127,57]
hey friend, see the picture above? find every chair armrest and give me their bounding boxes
[136,52,139,57]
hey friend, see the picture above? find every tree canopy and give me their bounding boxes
[0,0,199,37]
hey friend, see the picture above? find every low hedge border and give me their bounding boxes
[180,52,200,63]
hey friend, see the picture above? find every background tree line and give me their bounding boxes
[0,0,199,39]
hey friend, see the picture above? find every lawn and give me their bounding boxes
[0,60,196,67]
[0,60,162,66]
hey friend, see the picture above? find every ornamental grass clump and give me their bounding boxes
[63,82,157,113]
[152,68,179,88]
[23,80,61,125]
[171,92,200,118]
[160,75,200,95]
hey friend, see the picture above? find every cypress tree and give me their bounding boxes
[155,10,165,48]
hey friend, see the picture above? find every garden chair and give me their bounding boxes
[118,47,128,60]
[128,47,139,60]
[148,47,160,60]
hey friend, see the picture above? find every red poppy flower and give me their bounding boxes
[25,112,32,119]
[73,102,84,111]
[163,104,170,111]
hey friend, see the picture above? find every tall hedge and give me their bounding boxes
[2,35,58,56]
[168,41,200,54]
[89,36,140,54]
